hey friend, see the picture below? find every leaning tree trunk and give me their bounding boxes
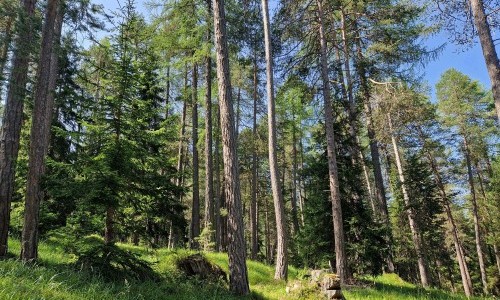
[261,0,288,280]
[463,138,488,295]
[212,0,250,294]
[204,1,215,242]
[190,63,200,249]
[0,0,37,258]
[468,0,500,122]
[316,0,348,283]
[388,116,429,287]
[21,0,63,261]
[419,131,472,296]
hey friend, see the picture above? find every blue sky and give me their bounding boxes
[94,0,494,100]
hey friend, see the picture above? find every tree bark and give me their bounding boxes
[204,4,214,240]
[468,0,500,122]
[291,117,300,234]
[463,138,488,294]
[316,0,348,283]
[250,55,259,260]
[388,115,429,287]
[177,67,188,187]
[21,0,63,261]
[214,104,222,251]
[190,63,200,249]
[212,0,250,294]
[261,0,288,280]
[0,0,37,258]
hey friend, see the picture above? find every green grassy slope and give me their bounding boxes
[0,239,492,300]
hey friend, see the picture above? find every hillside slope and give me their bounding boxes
[0,238,492,300]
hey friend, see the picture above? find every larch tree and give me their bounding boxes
[21,0,64,261]
[203,0,215,245]
[212,0,250,294]
[468,0,500,122]
[436,69,490,294]
[190,63,200,249]
[0,0,37,257]
[315,0,348,283]
[261,0,288,280]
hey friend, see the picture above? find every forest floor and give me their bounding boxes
[0,237,493,300]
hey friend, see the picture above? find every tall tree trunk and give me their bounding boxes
[214,104,222,251]
[418,130,472,296]
[204,3,214,241]
[316,0,348,283]
[355,39,389,222]
[468,0,500,122]
[212,0,250,294]
[0,0,37,258]
[21,0,63,261]
[250,55,259,260]
[463,138,488,294]
[190,63,200,249]
[177,68,188,187]
[291,118,300,234]
[261,0,288,280]
[165,66,170,118]
[388,115,429,287]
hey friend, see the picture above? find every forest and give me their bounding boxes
[0,0,499,298]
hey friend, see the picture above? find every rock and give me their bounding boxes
[177,253,227,282]
[321,274,341,290]
[310,269,330,282]
[285,280,303,294]
[324,289,344,299]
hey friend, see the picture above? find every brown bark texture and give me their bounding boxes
[21,0,63,261]
[212,0,250,294]
[316,0,348,283]
[469,0,500,123]
[0,0,37,257]
[261,0,288,280]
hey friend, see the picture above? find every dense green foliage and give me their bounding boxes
[0,0,499,297]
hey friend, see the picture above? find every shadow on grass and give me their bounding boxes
[370,280,466,299]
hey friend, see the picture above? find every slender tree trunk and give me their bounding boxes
[235,87,240,141]
[204,4,214,241]
[468,0,500,122]
[213,0,249,294]
[261,0,288,280]
[0,0,37,257]
[104,206,116,244]
[190,63,200,249]
[419,131,472,296]
[165,66,170,118]
[177,68,188,187]
[291,120,300,234]
[250,55,259,260]
[214,104,222,251]
[463,138,488,295]
[316,0,348,283]
[388,116,429,287]
[355,40,389,222]
[493,244,500,275]
[21,0,63,261]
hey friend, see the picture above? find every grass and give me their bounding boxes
[0,238,494,299]
[343,273,493,300]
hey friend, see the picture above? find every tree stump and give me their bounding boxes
[177,253,227,282]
